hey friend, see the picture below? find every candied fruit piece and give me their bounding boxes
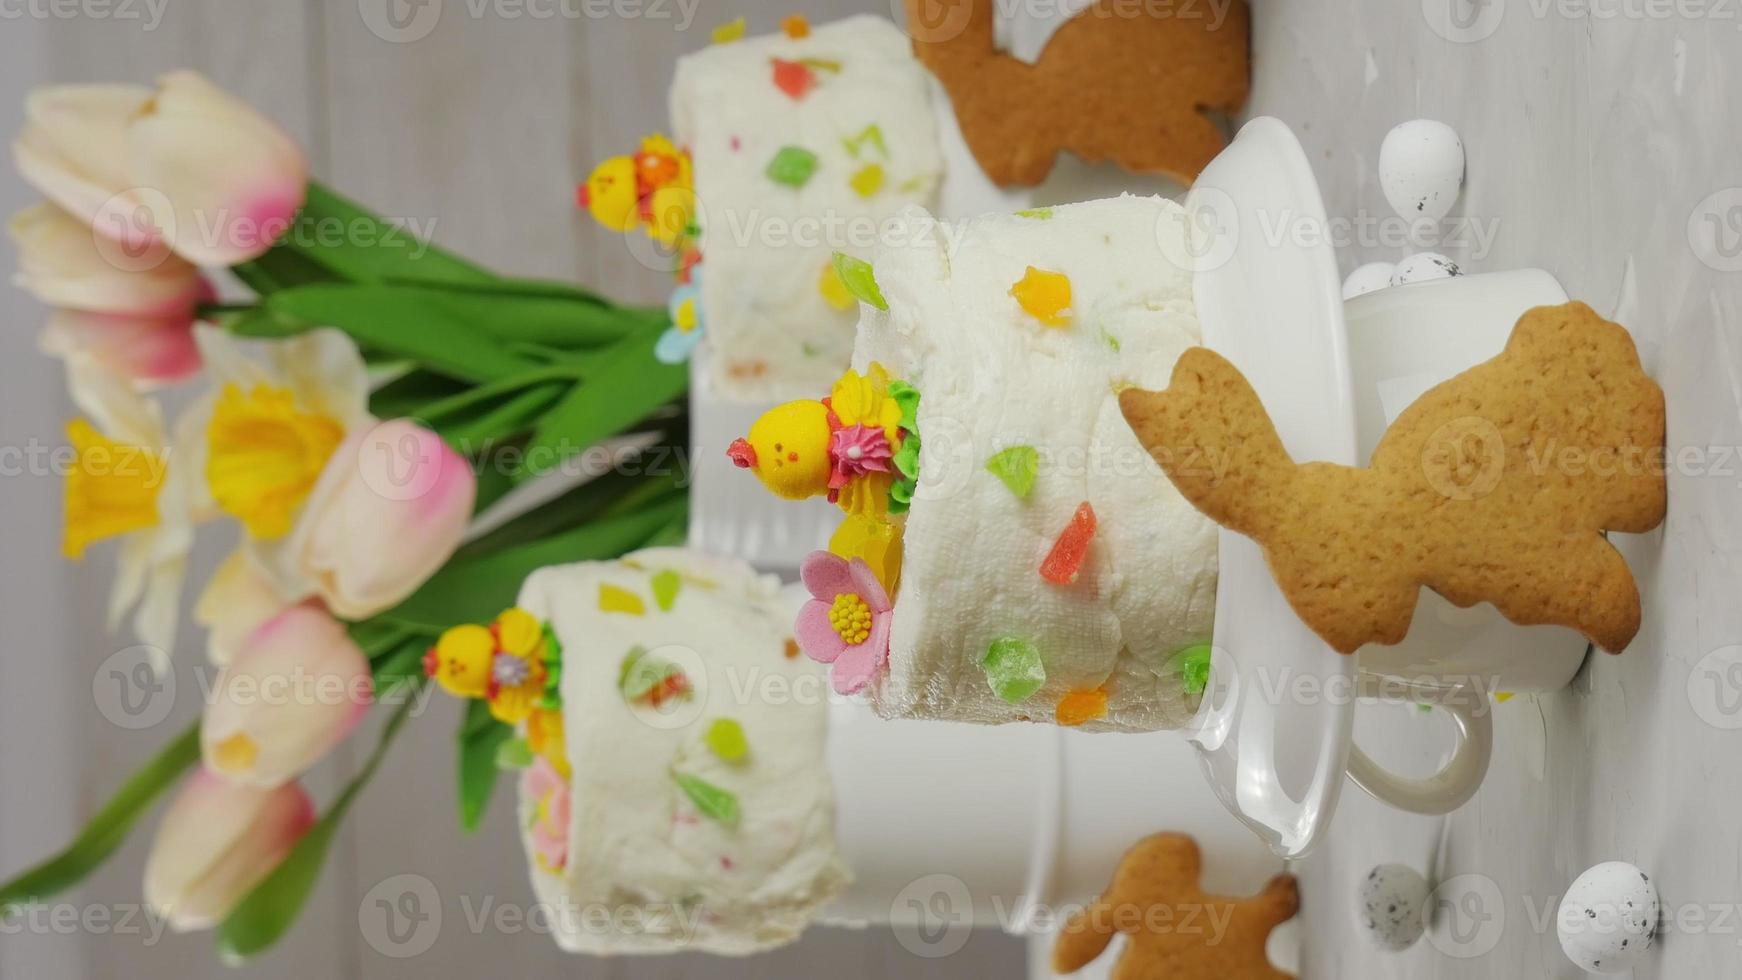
[766,145,818,187]
[599,583,646,615]
[1056,687,1108,727]
[982,637,1046,704]
[705,719,749,761]
[986,446,1039,499]
[771,58,816,100]
[1010,266,1072,326]
[1040,502,1097,585]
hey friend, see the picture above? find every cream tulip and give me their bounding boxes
[293,420,476,619]
[9,202,205,315]
[143,769,315,932]
[40,308,203,387]
[129,71,307,266]
[12,83,157,250]
[194,549,292,666]
[201,602,372,788]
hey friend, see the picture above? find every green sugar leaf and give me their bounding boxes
[830,252,888,311]
[766,146,819,187]
[842,123,887,160]
[982,637,1046,704]
[985,446,1040,499]
[672,771,740,828]
[1014,207,1053,220]
[651,569,682,611]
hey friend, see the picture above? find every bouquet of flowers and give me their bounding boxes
[0,71,688,957]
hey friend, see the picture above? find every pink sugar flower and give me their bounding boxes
[794,551,892,695]
[827,423,893,491]
[525,756,570,873]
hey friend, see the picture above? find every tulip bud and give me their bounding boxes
[129,71,307,266]
[39,308,203,388]
[294,420,475,620]
[12,83,157,250]
[9,203,206,316]
[143,770,315,932]
[201,602,372,788]
[194,549,291,666]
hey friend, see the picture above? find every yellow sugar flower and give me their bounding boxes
[62,418,168,559]
[527,708,569,778]
[829,362,903,442]
[205,383,344,539]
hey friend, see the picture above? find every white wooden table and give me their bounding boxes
[2,2,1738,978]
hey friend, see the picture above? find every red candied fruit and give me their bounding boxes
[1040,502,1098,585]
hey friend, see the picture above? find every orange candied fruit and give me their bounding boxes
[1040,502,1097,585]
[1010,266,1072,327]
[1056,687,1108,727]
[782,14,810,37]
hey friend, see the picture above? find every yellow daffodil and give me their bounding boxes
[59,357,193,667]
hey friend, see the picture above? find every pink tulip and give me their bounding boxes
[38,308,203,386]
[11,83,158,252]
[9,202,205,315]
[201,602,372,788]
[129,71,307,266]
[293,420,476,619]
[143,769,315,932]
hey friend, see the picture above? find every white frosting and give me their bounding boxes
[515,548,849,955]
[670,15,943,402]
[851,196,1218,732]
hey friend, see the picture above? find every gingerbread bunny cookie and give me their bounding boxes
[1054,832,1299,979]
[905,0,1250,186]
[1119,301,1667,655]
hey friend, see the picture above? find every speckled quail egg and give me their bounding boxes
[1358,863,1430,951]
[1379,119,1465,223]
[1391,252,1463,285]
[1342,261,1397,299]
[1556,861,1659,974]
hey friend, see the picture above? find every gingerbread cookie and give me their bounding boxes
[904,0,1250,186]
[1119,301,1667,655]
[1054,832,1298,979]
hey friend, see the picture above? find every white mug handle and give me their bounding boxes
[1344,681,1494,815]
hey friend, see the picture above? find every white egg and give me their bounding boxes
[1556,862,1659,974]
[1379,119,1465,224]
[1357,864,1429,951]
[1391,252,1463,286]
[1342,261,1397,299]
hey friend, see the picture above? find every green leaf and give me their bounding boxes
[230,244,343,294]
[459,700,514,832]
[368,369,470,420]
[0,724,200,914]
[455,465,683,562]
[283,181,496,286]
[386,499,687,629]
[985,446,1040,500]
[671,771,739,828]
[217,695,418,960]
[518,327,688,481]
[265,284,541,384]
[830,252,887,311]
[215,305,316,340]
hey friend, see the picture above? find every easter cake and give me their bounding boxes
[423,548,850,955]
[728,196,1219,731]
[577,15,943,401]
